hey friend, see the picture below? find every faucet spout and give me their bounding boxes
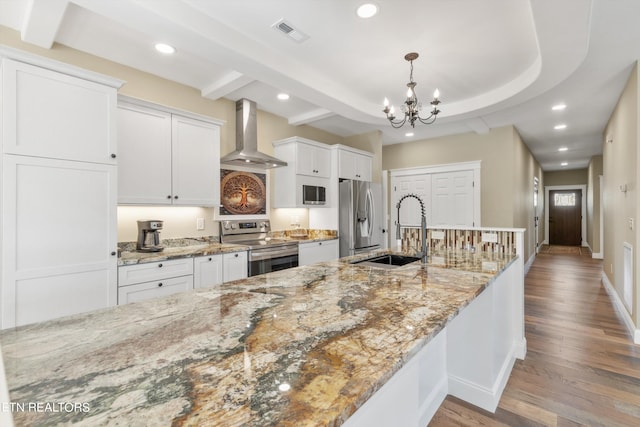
[396,193,428,264]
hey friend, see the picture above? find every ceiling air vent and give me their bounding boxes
[272,18,309,43]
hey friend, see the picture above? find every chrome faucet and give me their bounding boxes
[396,193,428,264]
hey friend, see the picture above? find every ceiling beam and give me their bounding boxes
[201,71,254,100]
[288,108,334,126]
[21,0,69,48]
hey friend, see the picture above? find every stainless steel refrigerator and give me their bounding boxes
[339,180,383,257]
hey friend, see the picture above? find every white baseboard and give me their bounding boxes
[514,338,527,360]
[602,273,640,344]
[448,347,516,413]
[524,253,535,275]
[584,242,604,259]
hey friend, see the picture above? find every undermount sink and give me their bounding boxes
[351,254,421,269]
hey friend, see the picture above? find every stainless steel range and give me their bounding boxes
[219,220,298,277]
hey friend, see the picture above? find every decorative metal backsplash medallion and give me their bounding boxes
[220,169,267,215]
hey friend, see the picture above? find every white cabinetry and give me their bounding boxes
[118,258,194,304]
[335,145,372,182]
[294,140,331,178]
[299,240,339,266]
[272,137,332,208]
[223,251,248,282]
[117,97,222,206]
[194,254,223,289]
[0,51,123,329]
[1,58,117,164]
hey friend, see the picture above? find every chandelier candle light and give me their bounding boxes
[383,52,441,128]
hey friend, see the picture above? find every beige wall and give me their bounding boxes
[512,128,545,260]
[587,155,603,255]
[543,169,588,187]
[383,126,515,227]
[382,125,542,262]
[603,61,638,328]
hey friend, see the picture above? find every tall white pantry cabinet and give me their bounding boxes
[0,48,124,329]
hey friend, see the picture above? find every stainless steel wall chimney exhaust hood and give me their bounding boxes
[220,98,288,169]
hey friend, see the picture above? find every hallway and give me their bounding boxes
[429,251,640,426]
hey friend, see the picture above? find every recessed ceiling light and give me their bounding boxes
[558,147,568,152]
[356,3,378,18]
[154,43,175,54]
[561,162,568,166]
[277,93,290,101]
[554,124,567,130]
[552,103,567,111]
[405,132,414,137]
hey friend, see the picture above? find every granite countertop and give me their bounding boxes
[118,243,250,266]
[0,249,517,426]
[118,231,338,266]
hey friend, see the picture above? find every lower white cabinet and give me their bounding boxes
[223,251,248,282]
[194,254,224,289]
[118,251,248,304]
[299,240,339,266]
[118,276,194,305]
[118,258,194,304]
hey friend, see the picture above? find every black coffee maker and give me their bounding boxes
[136,220,164,252]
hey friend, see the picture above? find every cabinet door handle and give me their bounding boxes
[158,282,163,287]
[110,153,116,159]
[319,242,322,246]
[158,263,163,268]
[208,257,212,261]
[174,195,179,199]
[167,195,172,199]
[234,253,239,257]
[111,251,116,256]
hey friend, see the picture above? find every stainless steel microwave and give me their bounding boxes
[302,184,326,205]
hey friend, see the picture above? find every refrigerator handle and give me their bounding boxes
[367,188,374,237]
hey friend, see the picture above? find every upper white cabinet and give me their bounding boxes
[0,49,123,328]
[117,97,223,206]
[335,145,372,182]
[295,140,331,178]
[272,137,332,208]
[1,58,117,164]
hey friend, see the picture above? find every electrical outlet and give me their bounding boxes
[629,218,634,230]
[196,218,205,230]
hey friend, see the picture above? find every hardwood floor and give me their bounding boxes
[429,250,640,426]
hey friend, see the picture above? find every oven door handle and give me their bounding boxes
[250,246,299,261]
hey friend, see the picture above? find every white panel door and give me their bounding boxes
[2,58,117,164]
[171,115,220,206]
[391,174,430,227]
[117,103,173,204]
[223,251,248,282]
[2,155,117,328]
[431,170,475,227]
[194,255,224,289]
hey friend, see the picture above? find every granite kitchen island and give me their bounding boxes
[0,248,525,426]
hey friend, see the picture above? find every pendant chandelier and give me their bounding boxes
[383,52,441,128]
